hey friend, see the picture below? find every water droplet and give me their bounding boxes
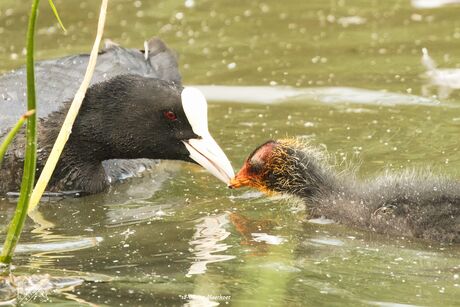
[185,0,195,8]
[227,62,236,70]
[175,12,184,20]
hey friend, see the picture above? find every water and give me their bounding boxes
[1,0,460,306]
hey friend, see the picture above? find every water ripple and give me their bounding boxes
[186,214,235,276]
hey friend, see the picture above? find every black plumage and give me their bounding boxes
[0,38,234,194]
[230,139,460,243]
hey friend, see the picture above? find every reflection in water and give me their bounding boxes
[15,237,102,254]
[186,214,235,276]
[251,233,285,245]
[0,204,105,304]
[103,161,181,227]
[421,48,460,99]
[194,85,439,106]
[411,0,460,9]
[29,210,57,240]
[228,212,286,258]
[308,237,345,247]
[105,203,172,228]
[103,161,180,204]
[0,274,84,305]
[307,217,335,225]
[228,212,278,246]
[228,190,264,200]
[103,159,162,183]
[368,300,424,307]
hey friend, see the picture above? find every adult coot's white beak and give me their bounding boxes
[183,135,234,184]
[181,87,235,184]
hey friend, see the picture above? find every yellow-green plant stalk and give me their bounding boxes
[0,110,35,167]
[28,0,108,212]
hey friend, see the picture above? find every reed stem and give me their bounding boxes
[0,0,40,264]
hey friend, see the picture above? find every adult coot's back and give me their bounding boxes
[0,37,234,194]
[0,37,180,129]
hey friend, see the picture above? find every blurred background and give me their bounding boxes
[0,0,459,306]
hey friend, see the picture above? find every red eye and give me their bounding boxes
[163,111,177,121]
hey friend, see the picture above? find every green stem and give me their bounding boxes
[0,110,35,167]
[0,0,40,264]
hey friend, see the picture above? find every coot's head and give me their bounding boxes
[229,139,337,199]
[78,74,234,184]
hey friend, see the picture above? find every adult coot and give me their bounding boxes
[0,37,234,194]
[229,139,460,243]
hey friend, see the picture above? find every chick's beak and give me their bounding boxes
[228,165,252,189]
[228,175,246,189]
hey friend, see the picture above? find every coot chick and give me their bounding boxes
[0,38,234,194]
[229,139,460,243]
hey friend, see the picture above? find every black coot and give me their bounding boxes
[0,37,234,194]
[230,139,460,243]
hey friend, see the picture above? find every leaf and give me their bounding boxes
[48,0,66,32]
[0,110,35,167]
